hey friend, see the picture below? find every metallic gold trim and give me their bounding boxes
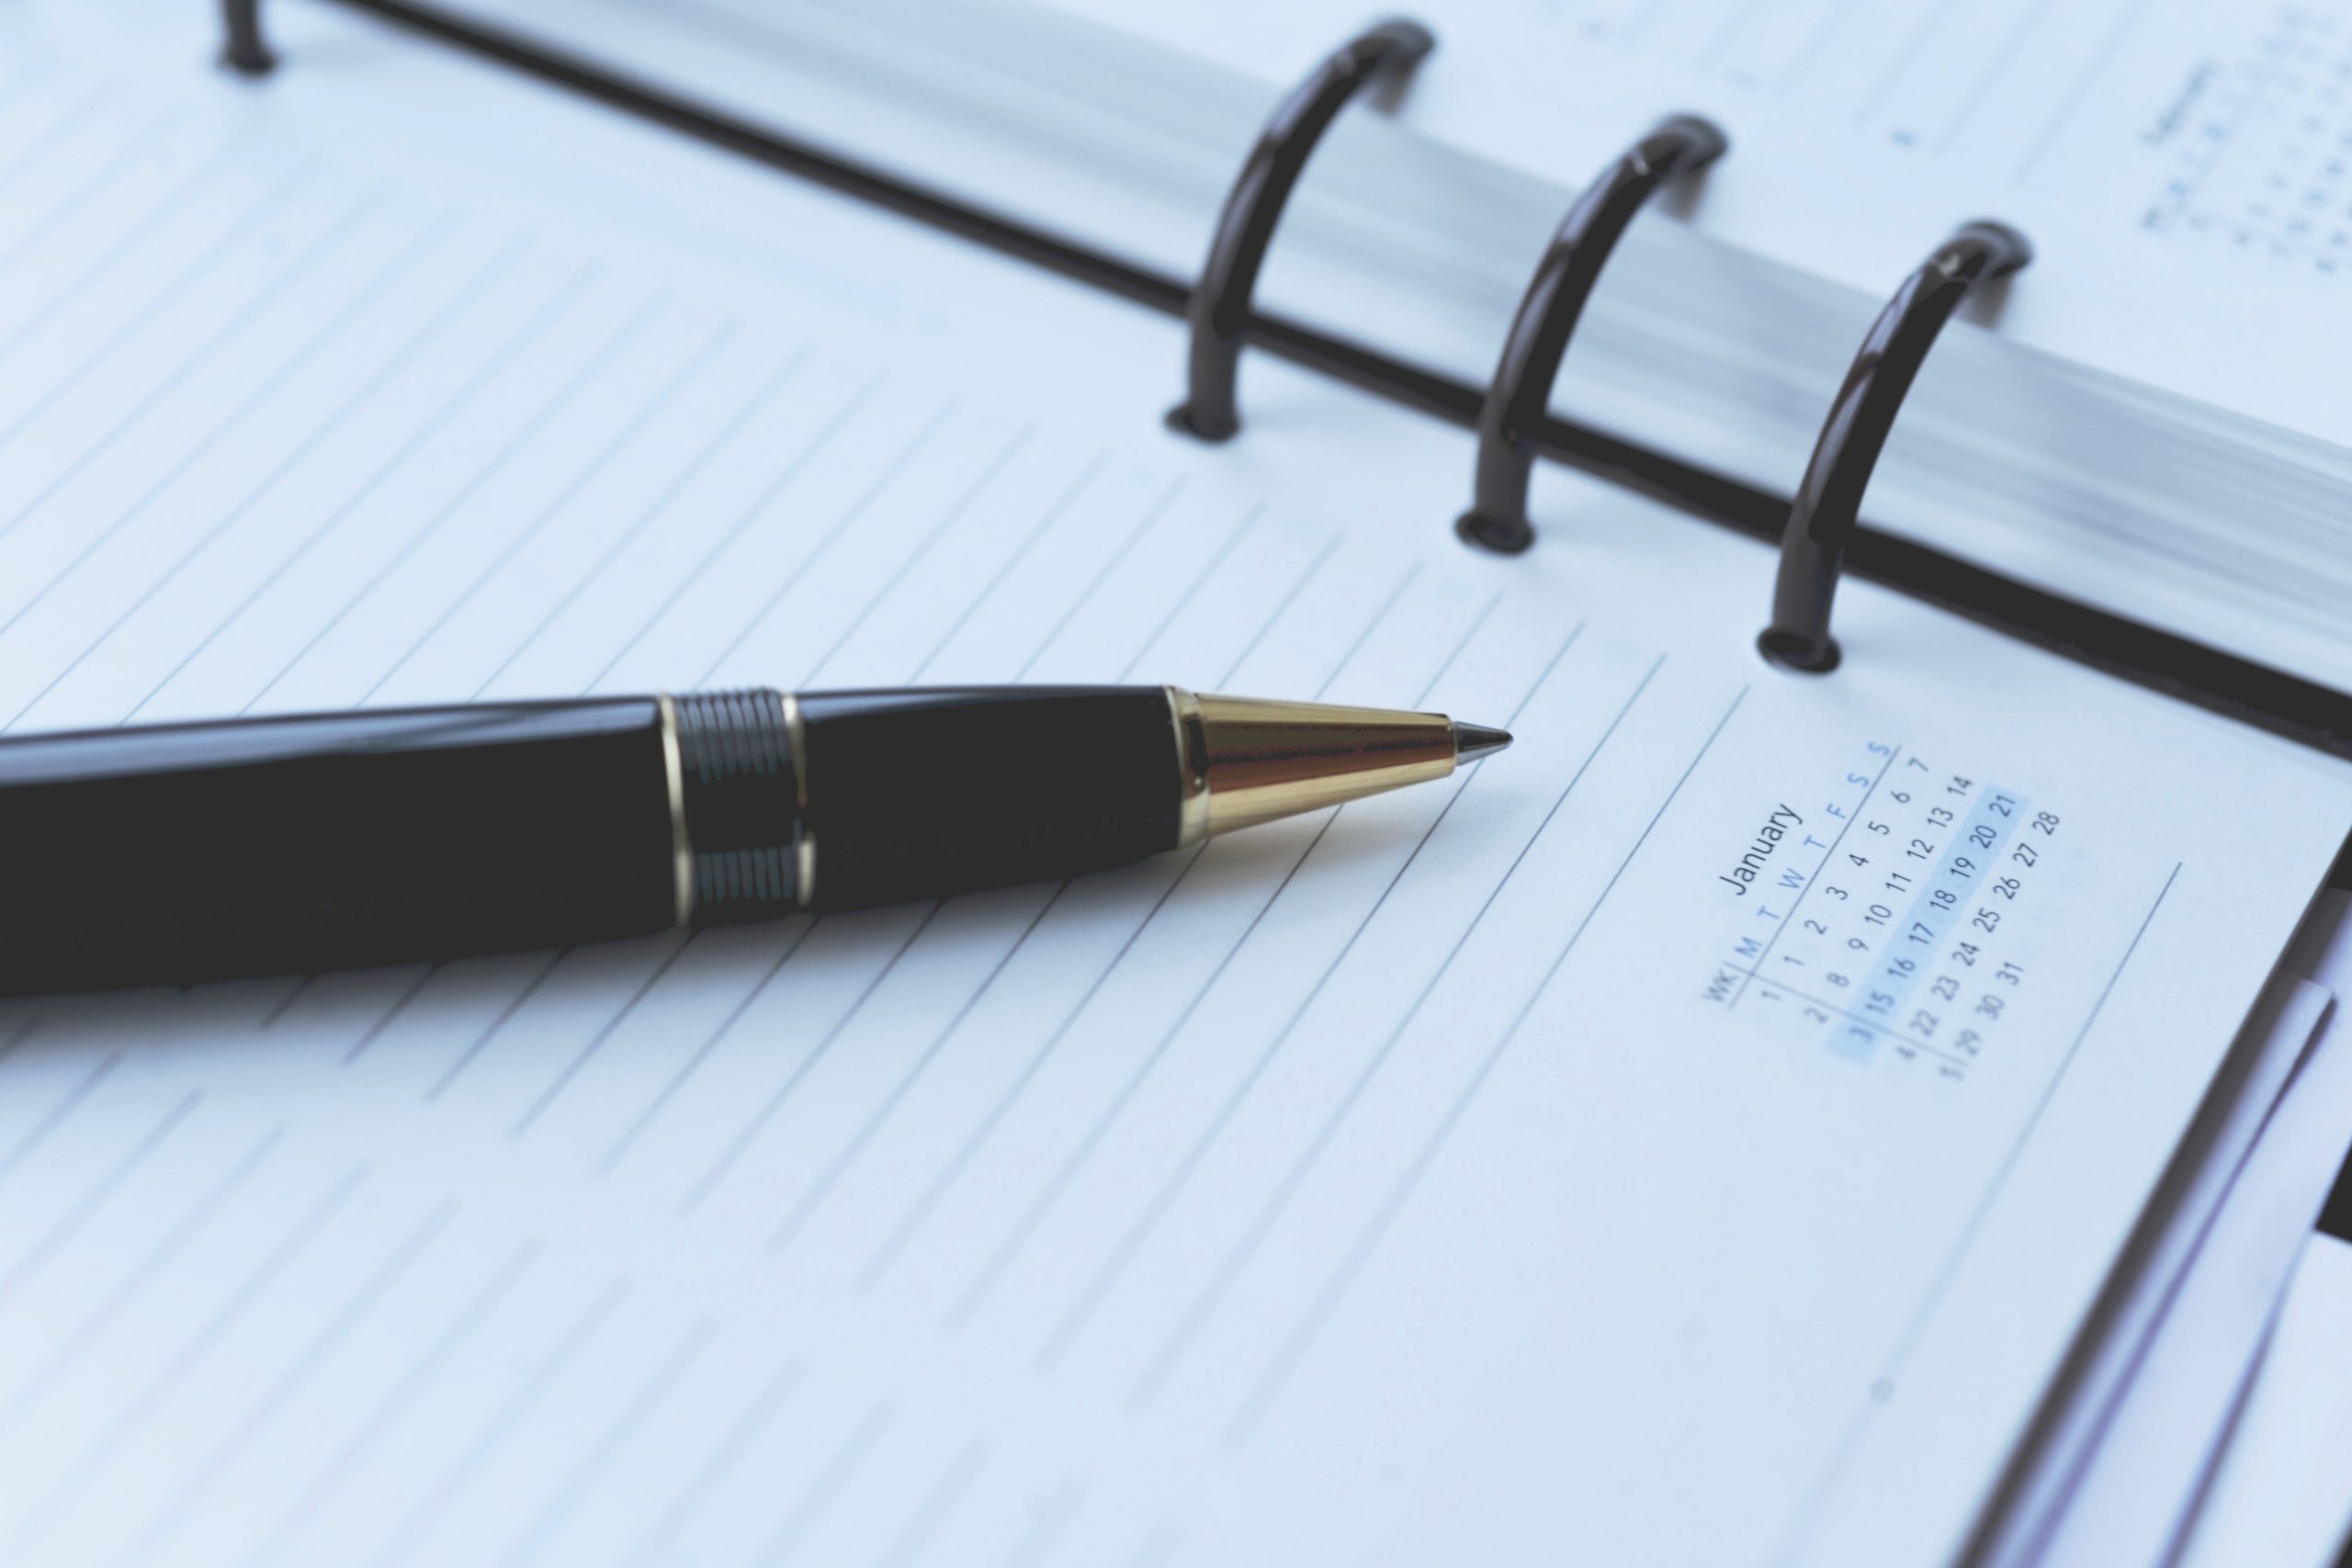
[653,693,694,928]
[783,692,815,907]
[1166,685,1212,847]
[1190,693,1457,838]
[782,691,810,811]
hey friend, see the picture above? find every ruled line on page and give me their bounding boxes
[234,260,614,715]
[1125,646,1661,1405]
[753,496,1268,1247]
[0,88,104,192]
[363,1279,631,1568]
[0,133,246,365]
[494,336,849,700]
[1763,859,2186,1568]
[0,1089,199,1314]
[3,206,469,729]
[1031,591,1521,1368]
[681,904,947,1214]
[661,495,1316,1234]
[608,505,1329,1196]
[495,1315,718,1565]
[0,168,326,551]
[1010,475,1187,684]
[0,1013,40,1068]
[765,885,1069,1258]
[1227,682,1750,1446]
[116,1200,460,1564]
[996,1476,1089,1568]
[256,973,319,1032]
[243,1238,543,1567]
[754,1397,897,1564]
[900,446,1106,684]
[686,397,974,691]
[616,1359,805,1568]
[0,1050,123,1190]
[2,1164,371,1555]
[851,522,1327,1292]
[510,490,1351,1230]
[1107,503,1263,685]
[425,956,567,1104]
[68,216,521,692]
[1933,0,2052,155]
[576,367,896,697]
[120,240,564,723]
[1046,612,1578,1381]
[856,861,1185,1295]
[799,423,1041,689]
[339,968,442,1067]
[0,107,181,272]
[510,936,699,1137]
[461,398,1049,1125]
[877,1438,990,1568]
[595,921,823,1175]
[350,294,700,705]
[324,327,810,1077]
[0,1127,285,1438]
[944,557,1417,1332]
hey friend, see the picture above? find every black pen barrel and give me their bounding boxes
[795,686,1182,908]
[0,687,1189,998]
[0,698,689,997]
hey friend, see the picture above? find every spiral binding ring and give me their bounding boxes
[220,0,275,76]
[1165,18,1435,444]
[1455,115,1728,555]
[1757,220,2032,674]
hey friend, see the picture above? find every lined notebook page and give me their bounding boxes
[1,6,2348,1566]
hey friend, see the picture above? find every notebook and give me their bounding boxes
[0,3,2347,1565]
[429,0,2352,715]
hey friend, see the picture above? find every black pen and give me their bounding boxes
[0,686,1511,997]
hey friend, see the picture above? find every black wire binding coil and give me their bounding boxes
[1165,18,1436,444]
[220,0,276,76]
[1757,220,2032,674]
[188,0,2352,759]
[1455,115,1727,555]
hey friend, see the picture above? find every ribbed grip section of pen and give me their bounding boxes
[673,688,802,923]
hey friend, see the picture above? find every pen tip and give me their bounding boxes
[1453,721,1512,765]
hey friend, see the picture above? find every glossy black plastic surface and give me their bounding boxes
[798,686,1179,909]
[1455,115,1727,555]
[1165,18,1434,443]
[1759,220,2032,673]
[0,699,675,995]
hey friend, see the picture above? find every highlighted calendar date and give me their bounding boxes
[1701,740,2060,1082]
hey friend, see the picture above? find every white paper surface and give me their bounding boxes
[2179,1233,2352,1568]
[1981,973,2329,1568]
[2024,955,2349,1568]
[0,6,2348,1565]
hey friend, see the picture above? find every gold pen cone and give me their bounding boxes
[1167,687,1512,845]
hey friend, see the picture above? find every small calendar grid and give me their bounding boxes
[1704,741,2060,1083]
[2143,6,2352,273]
[1719,743,1905,1011]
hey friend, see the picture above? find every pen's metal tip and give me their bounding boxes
[1453,721,1512,765]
